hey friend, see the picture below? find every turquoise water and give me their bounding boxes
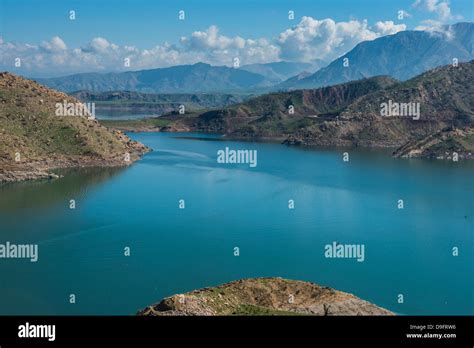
[0,132,472,315]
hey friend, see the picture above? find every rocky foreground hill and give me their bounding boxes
[0,72,149,183]
[138,278,393,316]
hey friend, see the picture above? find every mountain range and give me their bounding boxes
[35,22,473,95]
[37,62,272,94]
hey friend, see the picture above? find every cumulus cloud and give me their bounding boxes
[278,17,405,62]
[412,0,461,21]
[40,36,67,52]
[0,17,408,77]
[82,37,118,53]
[180,25,280,65]
[0,27,280,76]
[374,21,407,36]
[411,0,463,38]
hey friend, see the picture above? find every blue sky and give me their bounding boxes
[1,0,472,76]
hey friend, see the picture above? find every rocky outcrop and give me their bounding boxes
[138,277,393,316]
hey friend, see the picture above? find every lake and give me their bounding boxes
[0,132,472,315]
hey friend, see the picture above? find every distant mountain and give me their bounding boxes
[37,63,272,93]
[240,60,325,83]
[278,22,474,90]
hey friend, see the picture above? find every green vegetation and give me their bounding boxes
[231,304,305,316]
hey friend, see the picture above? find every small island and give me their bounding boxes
[138,278,393,316]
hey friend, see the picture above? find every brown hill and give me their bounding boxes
[0,72,149,182]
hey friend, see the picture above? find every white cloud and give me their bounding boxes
[85,37,116,53]
[374,21,407,36]
[277,17,405,62]
[414,19,455,39]
[0,17,409,77]
[412,0,461,21]
[40,36,67,52]
[180,25,280,65]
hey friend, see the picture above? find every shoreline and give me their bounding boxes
[99,117,474,161]
[0,148,150,184]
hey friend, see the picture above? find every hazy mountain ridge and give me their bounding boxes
[37,63,272,93]
[240,61,326,83]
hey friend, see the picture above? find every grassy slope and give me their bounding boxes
[0,72,148,178]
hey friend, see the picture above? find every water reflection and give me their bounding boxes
[0,166,126,212]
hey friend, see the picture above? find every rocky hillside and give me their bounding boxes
[393,126,474,160]
[0,72,149,182]
[154,61,472,154]
[283,60,474,148]
[342,60,474,123]
[188,75,398,136]
[138,278,393,316]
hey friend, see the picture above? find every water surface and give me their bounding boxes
[0,132,472,315]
